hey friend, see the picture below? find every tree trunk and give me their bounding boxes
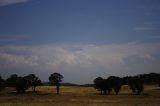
[33,86,36,92]
[56,86,60,94]
[32,86,36,92]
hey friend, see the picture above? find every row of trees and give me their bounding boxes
[3,74,42,93]
[0,72,63,94]
[93,73,160,95]
[1,72,160,95]
[94,76,121,95]
[135,73,160,85]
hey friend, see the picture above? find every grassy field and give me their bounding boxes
[0,85,160,106]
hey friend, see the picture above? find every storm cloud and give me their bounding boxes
[0,42,160,84]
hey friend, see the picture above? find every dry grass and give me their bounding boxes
[0,85,160,106]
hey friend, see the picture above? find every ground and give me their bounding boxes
[0,85,160,106]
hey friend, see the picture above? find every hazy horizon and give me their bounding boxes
[0,0,160,84]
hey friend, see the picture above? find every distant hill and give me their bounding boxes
[78,84,94,87]
[61,83,78,86]
[42,72,160,86]
[42,82,50,86]
[42,82,78,86]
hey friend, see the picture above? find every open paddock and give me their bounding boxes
[0,85,160,106]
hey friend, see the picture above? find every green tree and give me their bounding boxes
[6,74,18,87]
[94,77,104,94]
[24,74,42,92]
[6,74,30,93]
[49,72,63,94]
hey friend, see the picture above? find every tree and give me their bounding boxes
[94,77,104,94]
[107,76,123,95]
[6,74,18,87]
[49,72,63,94]
[16,77,30,93]
[102,79,112,94]
[24,74,42,92]
[6,74,30,93]
[0,76,5,91]
[158,77,160,87]
[93,77,111,95]
[125,76,144,95]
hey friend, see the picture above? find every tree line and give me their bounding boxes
[0,72,63,94]
[0,72,160,95]
[94,73,160,95]
[94,76,144,95]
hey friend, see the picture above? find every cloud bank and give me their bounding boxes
[0,42,160,84]
[0,0,30,6]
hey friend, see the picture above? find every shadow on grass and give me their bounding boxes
[7,91,51,96]
[153,88,160,90]
[93,92,150,96]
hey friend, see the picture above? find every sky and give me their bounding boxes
[0,0,160,84]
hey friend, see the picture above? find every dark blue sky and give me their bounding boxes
[0,0,160,45]
[0,0,160,83]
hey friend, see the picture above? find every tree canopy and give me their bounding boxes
[49,72,63,94]
[24,74,42,92]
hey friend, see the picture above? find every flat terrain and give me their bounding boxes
[0,85,160,106]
